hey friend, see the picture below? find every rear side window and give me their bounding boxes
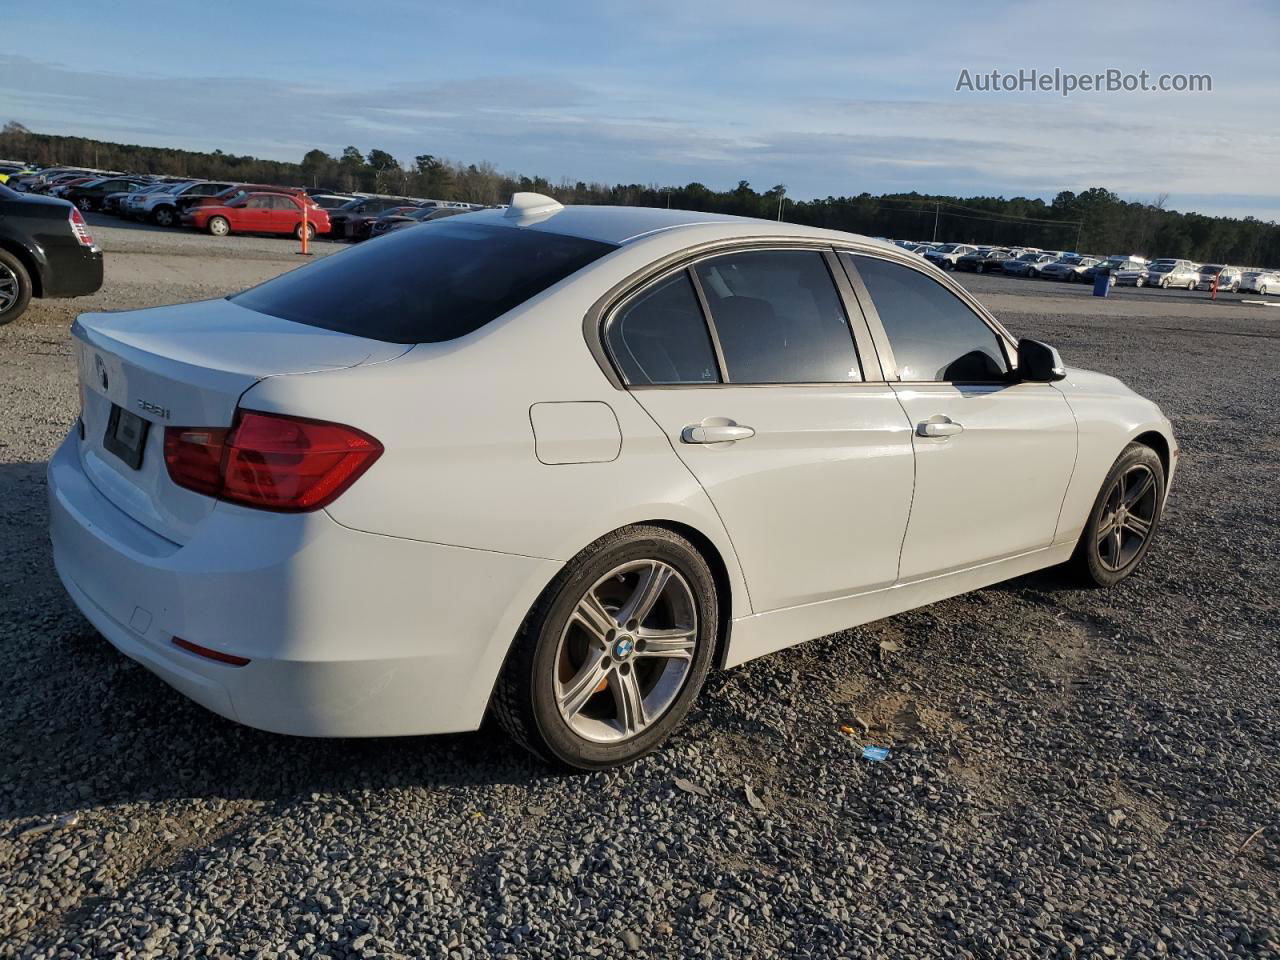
[233,220,616,344]
[845,254,1008,382]
[694,250,862,384]
[605,272,719,385]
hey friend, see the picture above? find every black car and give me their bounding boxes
[327,197,419,239]
[0,184,104,326]
[957,248,1015,274]
[63,177,148,212]
[368,205,471,239]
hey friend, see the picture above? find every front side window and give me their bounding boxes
[693,250,862,384]
[845,254,1009,382]
[233,220,616,344]
[605,272,719,385]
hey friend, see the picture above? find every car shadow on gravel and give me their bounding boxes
[0,460,560,829]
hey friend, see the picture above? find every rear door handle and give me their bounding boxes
[681,421,756,444]
[917,416,964,438]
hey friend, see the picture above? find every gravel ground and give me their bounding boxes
[1,228,1277,959]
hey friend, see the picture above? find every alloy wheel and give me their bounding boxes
[0,263,18,314]
[553,559,698,743]
[1096,464,1159,571]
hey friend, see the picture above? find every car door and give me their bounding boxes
[841,252,1077,581]
[236,195,274,232]
[267,195,298,233]
[606,247,916,613]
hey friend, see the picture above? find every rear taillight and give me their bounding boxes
[69,207,94,247]
[164,410,382,512]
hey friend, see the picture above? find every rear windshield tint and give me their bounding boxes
[233,220,615,344]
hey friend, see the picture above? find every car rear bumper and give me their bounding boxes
[42,245,104,298]
[48,431,559,737]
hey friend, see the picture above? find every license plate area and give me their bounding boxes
[103,404,150,470]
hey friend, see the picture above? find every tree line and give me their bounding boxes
[3,122,1276,266]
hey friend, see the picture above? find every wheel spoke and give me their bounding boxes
[636,625,696,660]
[1124,513,1152,538]
[1124,470,1155,508]
[1110,525,1124,562]
[1097,513,1118,545]
[610,667,647,735]
[572,591,618,649]
[558,651,610,719]
[616,562,671,627]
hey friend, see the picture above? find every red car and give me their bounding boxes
[183,192,329,240]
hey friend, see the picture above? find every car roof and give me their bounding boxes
[456,201,898,250]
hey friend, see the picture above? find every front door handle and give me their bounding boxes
[917,416,964,438]
[681,421,756,444]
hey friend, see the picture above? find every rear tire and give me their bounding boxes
[207,216,230,237]
[75,196,95,212]
[152,206,178,227]
[1071,443,1166,587]
[491,525,718,770]
[0,248,33,327]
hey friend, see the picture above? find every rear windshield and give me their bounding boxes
[232,220,617,343]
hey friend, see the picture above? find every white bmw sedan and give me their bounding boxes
[49,194,1177,769]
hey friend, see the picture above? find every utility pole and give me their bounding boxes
[777,190,785,221]
[932,203,940,242]
[1074,220,1083,253]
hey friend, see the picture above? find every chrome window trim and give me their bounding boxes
[584,236,892,389]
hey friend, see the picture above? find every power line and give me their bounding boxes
[804,198,1080,232]
[807,194,1081,227]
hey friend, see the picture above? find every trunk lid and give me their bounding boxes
[73,297,409,544]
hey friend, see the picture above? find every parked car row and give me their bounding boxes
[892,239,1278,294]
[5,163,485,241]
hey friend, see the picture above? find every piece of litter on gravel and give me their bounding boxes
[17,813,79,841]
[862,746,891,762]
[878,639,901,659]
[1107,809,1126,828]
[839,724,857,736]
[673,777,709,798]
[853,714,871,733]
[744,778,766,811]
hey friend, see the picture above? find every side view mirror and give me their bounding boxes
[1016,338,1066,382]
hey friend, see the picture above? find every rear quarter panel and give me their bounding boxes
[238,245,755,620]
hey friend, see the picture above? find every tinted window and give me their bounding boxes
[846,254,1008,382]
[233,220,616,344]
[693,250,861,384]
[605,272,719,385]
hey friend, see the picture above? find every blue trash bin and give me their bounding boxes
[1093,272,1112,298]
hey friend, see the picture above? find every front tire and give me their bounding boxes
[207,216,230,237]
[0,248,34,327]
[1072,443,1165,587]
[152,206,178,227]
[492,525,718,770]
[295,221,316,241]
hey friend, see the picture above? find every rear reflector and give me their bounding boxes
[172,637,251,666]
[164,410,382,512]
